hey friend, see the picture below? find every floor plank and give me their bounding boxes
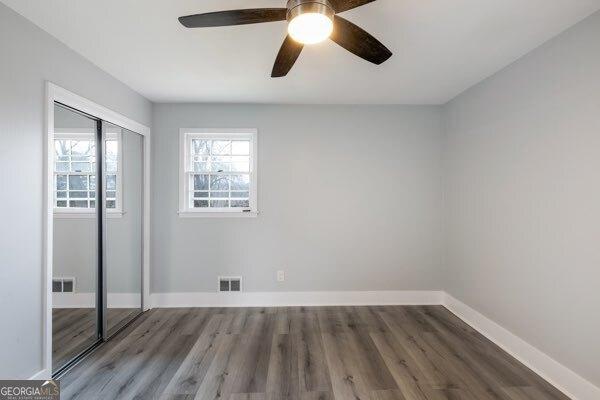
[58,306,572,400]
[52,307,140,371]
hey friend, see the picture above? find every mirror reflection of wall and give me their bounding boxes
[52,104,99,372]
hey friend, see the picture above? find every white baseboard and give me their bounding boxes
[28,369,49,380]
[52,292,141,308]
[443,293,600,400]
[150,290,444,308]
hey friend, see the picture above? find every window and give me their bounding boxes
[179,129,257,216]
[53,129,122,214]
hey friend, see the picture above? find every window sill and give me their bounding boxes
[178,210,259,219]
[53,210,124,219]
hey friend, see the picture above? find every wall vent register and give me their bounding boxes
[52,277,75,293]
[218,276,242,292]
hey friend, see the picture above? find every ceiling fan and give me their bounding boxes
[178,0,392,77]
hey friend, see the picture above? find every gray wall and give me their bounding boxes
[0,3,151,379]
[443,11,600,388]
[152,104,444,293]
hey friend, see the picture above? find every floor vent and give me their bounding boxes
[218,276,242,293]
[53,277,75,293]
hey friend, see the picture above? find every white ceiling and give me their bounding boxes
[4,0,599,104]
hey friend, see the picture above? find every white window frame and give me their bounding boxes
[53,127,123,218]
[178,128,258,218]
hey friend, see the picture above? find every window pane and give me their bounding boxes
[71,140,93,157]
[106,200,116,209]
[106,161,117,173]
[186,135,254,212]
[106,140,118,158]
[105,140,118,172]
[72,162,92,173]
[211,191,229,199]
[56,191,67,198]
[90,200,96,208]
[106,191,116,199]
[232,140,250,155]
[56,175,67,190]
[230,175,249,191]
[210,200,229,208]
[55,162,69,172]
[231,191,249,199]
[69,200,88,208]
[90,175,96,190]
[70,191,88,199]
[210,175,229,190]
[55,140,70,158]
[193,175,209,190]
[231,156,250,172]
[193,162,210,172]
[212,140,231,155]
[69,175,88,190]
[192,140,210,155]
[211,156,231,172]
[231,200,250,208]
[56,200,67,208]
[106,175,116,190]
[193,200,209,208]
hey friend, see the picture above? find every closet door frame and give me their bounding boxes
[43,82,151,379]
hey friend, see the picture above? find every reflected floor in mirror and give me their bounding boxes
[52,308,140,371]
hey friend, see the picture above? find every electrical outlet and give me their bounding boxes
[277,270,285,282]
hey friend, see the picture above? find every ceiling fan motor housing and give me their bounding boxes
[286,0,335,22]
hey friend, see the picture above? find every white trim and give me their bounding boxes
[29,369,50,380]
[44,82,151,377]
[178,211,258,218]
[150,290,444,308]
[443,293,600,400]
[178,128,258,217]
[51,84,150,136]
[52,293,142,309]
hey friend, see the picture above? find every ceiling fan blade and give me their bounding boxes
[329,0,376,13]
[272,36,304,78]
[330,16,392,65]
[179,8,287,28]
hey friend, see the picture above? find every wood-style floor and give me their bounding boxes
[59,306,570,400]
[53,308,140,371]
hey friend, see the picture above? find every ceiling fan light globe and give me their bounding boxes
[288,12,333,44]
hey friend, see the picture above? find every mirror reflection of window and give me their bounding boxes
[53,131,121,212]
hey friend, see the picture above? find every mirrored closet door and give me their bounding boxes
[103,122,143,337]
[51,103,144,376]
[52,104,100,373]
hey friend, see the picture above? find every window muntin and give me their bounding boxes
[180,131,257,215]
[53,132,121,212]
